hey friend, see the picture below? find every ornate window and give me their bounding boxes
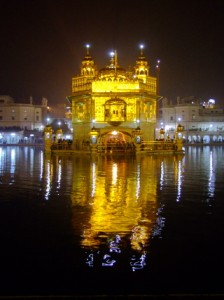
[104,98,126,123]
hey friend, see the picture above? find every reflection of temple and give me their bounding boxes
[40,151,185,271]
[68,45,157,150]
[70,156,161,271]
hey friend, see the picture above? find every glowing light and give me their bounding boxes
[10,148,16,175]
[112,163,117,185]
[135,162,141,199]
[40,151,44,180]
[91,162,96,198]
[130,252,147,271]
[139,44,144,55]
[176,160,182,202]
[45,160,51,200]
[86,44,90,55]
[208,151,215,198]
[57,159,62,189]
[111,130,117,135]
[102,254,116,267]
[86,253,94,267]
[160,161,164,190]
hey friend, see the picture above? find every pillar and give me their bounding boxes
[44,125,53,153]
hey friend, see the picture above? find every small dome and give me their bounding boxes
[99,65,126,74]
[98,50,127,77]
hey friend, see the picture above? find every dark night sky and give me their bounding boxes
[0,0,223,105]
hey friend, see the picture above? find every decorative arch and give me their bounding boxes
[99,129,133,145]
[104,98,127,124]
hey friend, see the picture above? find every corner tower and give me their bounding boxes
[80,44,97,77]
[134,45,150,83]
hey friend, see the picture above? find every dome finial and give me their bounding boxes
[109,51,115,67]
[139,44,144,56]
[86,44,90,55]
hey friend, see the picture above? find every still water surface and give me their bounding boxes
[0,146,224,297]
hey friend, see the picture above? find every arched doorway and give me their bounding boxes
[98,130,134,152]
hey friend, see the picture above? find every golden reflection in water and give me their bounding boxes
[79,157,158,251]
[68,155,167,270]
[41,153,184,270]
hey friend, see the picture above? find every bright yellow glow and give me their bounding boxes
[112,163,117,185]
[71,45,157,143]
[71,157,160,252]
[112,130,117,135]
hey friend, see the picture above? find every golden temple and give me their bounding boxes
[70,45,156,146]
[44,45,184,155]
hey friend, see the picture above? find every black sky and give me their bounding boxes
[0,0,223,104]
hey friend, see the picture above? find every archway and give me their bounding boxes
[97,130,134,152]
[100,130,132,144]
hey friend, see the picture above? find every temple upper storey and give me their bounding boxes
[72,45,157,96]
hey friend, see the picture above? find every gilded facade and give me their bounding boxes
[68,45,158,149]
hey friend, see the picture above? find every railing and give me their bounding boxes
[97,143,135,153]
[96,141,177,153]
[140,141,176,152]
[50,141,178,153]
[51,142,73,150]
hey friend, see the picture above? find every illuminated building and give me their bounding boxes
[158,96,224,143]
[68,45,158,149]
[0,95,48,144]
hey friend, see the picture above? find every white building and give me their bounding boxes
[157,96,224,143]
[0,95,48,144]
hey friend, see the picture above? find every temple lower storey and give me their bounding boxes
[44,123,185,156]
[48,140,185,156]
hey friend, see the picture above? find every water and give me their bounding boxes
[0,145,224,297]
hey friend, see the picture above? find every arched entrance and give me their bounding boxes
[98,129,134,152]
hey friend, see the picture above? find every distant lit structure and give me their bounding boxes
[67,45,158,149]
[0,95,48,144]
[158,96,224,143]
